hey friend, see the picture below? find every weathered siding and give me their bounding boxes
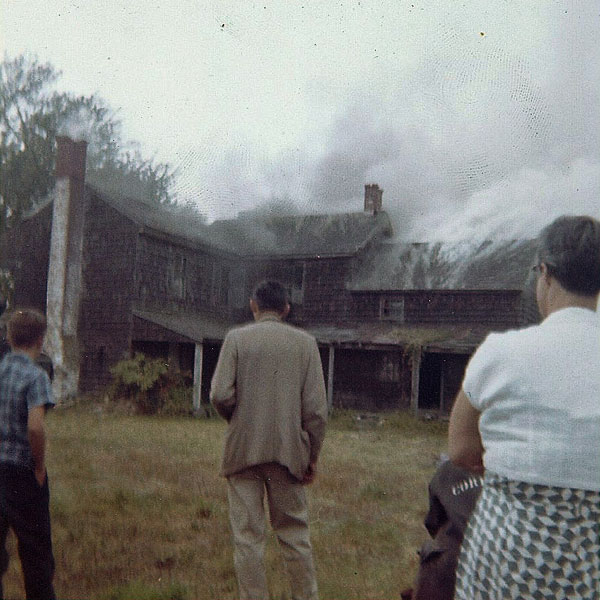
[134,232,243,318]
[404,290,522,325]
[351,289,523,327]
[78,193,139,392]
[302,257,353,322]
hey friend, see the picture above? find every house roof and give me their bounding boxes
[90,186,216,247]
[91,186,393,259]
[208,210,393,258]
[132,309,232,342]
[348,239,538,291]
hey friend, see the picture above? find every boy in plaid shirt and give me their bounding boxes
[0,309,55,600]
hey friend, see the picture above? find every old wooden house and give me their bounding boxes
[0,137,538,412]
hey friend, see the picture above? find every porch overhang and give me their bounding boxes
[306,322,489,354]
[132,309,233,343]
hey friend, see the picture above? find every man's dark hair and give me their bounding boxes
[7,309,47,349]
[537,215,600,297]
[252,280,289,313]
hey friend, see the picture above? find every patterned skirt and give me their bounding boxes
[454,472,600,600]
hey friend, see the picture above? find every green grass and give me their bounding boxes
[2,407,447,599]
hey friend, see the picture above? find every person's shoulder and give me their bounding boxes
[2,351,35,372]
[478,321,541,355]
[24,358,52,391]
[224,320,263,339]
[243,319,313,336]
[3,352,49,384]
[280,322,318,344]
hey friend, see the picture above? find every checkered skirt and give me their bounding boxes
[454,472,600,599]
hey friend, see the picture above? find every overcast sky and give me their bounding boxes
[2,1,599,239]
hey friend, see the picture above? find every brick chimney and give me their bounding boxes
[46,136,88,402]
[364,183,383,214]
[55,136,88,181]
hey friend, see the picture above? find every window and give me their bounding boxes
[168,255,186,300]
[380,297,405,322]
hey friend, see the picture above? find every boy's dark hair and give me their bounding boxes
[7,309,47,349]
[252,280,289,313]
[537,215,600,296]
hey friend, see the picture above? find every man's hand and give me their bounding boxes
[302,461,317,485]
[34,467,46,487]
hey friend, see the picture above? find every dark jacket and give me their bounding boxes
[409,460,483,600]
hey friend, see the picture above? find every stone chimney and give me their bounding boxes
[364,183,383,214]
[46,136,88,402]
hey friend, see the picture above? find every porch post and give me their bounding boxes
[410,346,422,415]
[439,362,446,413]
[193,342,204,412]
[327,344,335,413]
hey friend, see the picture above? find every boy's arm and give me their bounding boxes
[26,370,54,486]
[28,405,47,486]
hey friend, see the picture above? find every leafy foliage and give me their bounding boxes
[109,353,192,415]
[0,54,176,232]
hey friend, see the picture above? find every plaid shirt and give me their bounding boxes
[0,352,54,469]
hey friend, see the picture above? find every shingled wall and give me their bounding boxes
[302,257,353,322]
[351,289,524,327]
[78,192,139,392]
[134,231,245,319]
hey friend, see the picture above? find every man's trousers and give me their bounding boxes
[227,463,319,600]
[0,463,55,600]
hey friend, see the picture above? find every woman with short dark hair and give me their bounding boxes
[449,215,600,599]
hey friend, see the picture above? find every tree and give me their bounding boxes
[0,54,176,232]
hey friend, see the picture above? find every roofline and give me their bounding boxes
[137,226,240,259]
[348,288,524,294]
[244,251,357,260]
[210,210,393,259]
[211,209,388,225]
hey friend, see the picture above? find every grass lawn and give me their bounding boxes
[2,407,447,599]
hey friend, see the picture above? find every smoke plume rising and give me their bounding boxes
[171,2,599,246]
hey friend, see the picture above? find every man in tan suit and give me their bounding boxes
[210,280,327,600]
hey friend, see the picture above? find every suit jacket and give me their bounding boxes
[210,314,328,480]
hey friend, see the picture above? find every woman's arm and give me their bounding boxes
[448,389,484,474]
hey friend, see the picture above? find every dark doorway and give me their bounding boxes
[439,353,469,413]
[201,342,222,404]
[418,352,470,413]
[419,353,442,410]
[334,348,403,411]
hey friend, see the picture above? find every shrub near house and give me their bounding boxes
[109,353,192,415]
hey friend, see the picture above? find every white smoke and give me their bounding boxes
[410,158,600,242]
[57,105,95,143]
[167,2,600,244]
